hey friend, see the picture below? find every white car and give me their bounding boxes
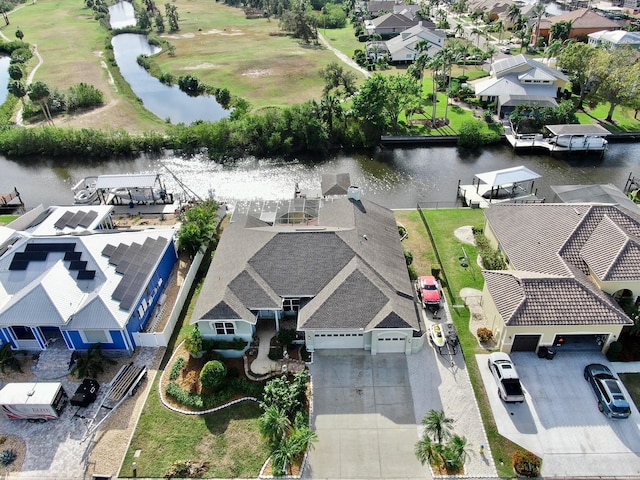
[487,352,525,403]
[499,46,511,54]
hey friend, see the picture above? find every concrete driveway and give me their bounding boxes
[478,351,640,478]
[306,350,428,480]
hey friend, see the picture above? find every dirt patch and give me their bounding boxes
[460,287,495,350]
[0,435,26,474]
[183,62,216,70]
[454,226,476,245]
[242,69,273,78]
[201,28,244,36]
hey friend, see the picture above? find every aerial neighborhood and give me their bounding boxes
[0,0,640,478]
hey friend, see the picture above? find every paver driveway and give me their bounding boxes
[306,350,429,479]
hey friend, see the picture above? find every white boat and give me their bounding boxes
[429,323,446,348]
[109,186,169,204]
[72,176,99,205]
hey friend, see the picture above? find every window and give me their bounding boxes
[81,330,112,344]
[214,322,235,335]
[12,326,35,340]
[283,298,300,312]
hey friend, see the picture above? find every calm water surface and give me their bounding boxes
[1,144,639,210]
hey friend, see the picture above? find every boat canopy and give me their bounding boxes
[545,124,610,136]
[94,174,161,190]
[475,166,541,187]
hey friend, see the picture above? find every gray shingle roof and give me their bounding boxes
[192,197,419,332]
[484,270,631,326]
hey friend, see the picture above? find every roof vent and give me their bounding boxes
[347,186,361,201]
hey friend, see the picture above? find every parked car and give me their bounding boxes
[584,364,632,419]
[417,275,442,311]
[487,352,525,403]
[499,46,511,54]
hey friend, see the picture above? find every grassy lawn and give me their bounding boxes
[5,0,167,132]
[575,104,640,132]
[396,208,523,477]
[320,21,363,62]
[619,373,640,411]
[0,215,18,225]
[121,384,269,478]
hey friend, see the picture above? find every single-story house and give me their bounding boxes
[190,194,425,355]
[537,8,620,42]
[588,29,640,50]
[473,54,568,118]
[384,22,445,63]
[0,215,178,354]
[481,203,635,354]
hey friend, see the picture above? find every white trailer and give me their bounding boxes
[0,382,68,422]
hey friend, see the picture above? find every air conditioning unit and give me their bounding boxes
[158,293,167,306]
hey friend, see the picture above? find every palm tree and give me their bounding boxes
[454,23,464,38]
[320,94,342,140]
[532,2,545,46]
[427,52,445,122]
[544,39,562,61]
[259,405,292,448]
[444,434,471,470]
[0,343,24,373]
[422,409,454,444]
[415,434,441,467]
[506,4,521,28]
[471,27,483,47]
[8,80,27,106]
[27,81,53,125]
[485,44,497,65]
[72,343,116,378]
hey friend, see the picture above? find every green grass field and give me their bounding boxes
[576,104,640,132]
[619,373,640,411]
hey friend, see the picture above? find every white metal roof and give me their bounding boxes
[0,382,62,405]
[6,205,113,236]
[546,124,611,136]
[475,166,541,187]
[95,173,160,189]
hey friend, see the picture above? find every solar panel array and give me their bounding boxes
[101,237,168,311]
[9,242,96,280]
[53,210,98,230]
[7,241,96,280]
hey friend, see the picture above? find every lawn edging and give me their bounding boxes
[158,339,259,415]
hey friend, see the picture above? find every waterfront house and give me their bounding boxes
[537,8,620,42]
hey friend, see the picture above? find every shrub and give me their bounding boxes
[458,120,483,149]
[431,264,441,278]
[202,337,248,351]
[166,381,204,408]
[185,326,203,356]
[268,346,283,361]
[512,449,541,477]
[404,250,414,266]
[277,329,297,348]
[407,264,418,280]
[0,449,16,466]
[606,341,623,361]
[200,360,227,389]
[169,357,186,381]
[477,327,493,342]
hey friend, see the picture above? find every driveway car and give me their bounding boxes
[487,352,525,403]
[584,363,632,419]
[417,275,441,311]
[499,46,511,54]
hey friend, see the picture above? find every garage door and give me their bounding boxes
[376,335,407,353]
[313,332,365,349]
[553,334,603,351]
[511,334,541,352]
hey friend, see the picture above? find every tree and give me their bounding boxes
[72,343,116,378]
[8,80,27,105]
[532,2,545,45]
[550,20,571,43]
[386,74,421,133]
[177,199,218,254]
[485,44,496,65]
[443,434,470,470]
[259,404,291,448]
[421,409,454,444]
[320,62,357,98]
[0,1,11,26]
[15,27,23,40]
[506,4,521,26]
[352,74,391,139]
[591,47,640,123]
[279,0,318,43]
[154,13,165,33]
[318,94,343,139]
[137,9,152,30]
[557,42,597,110]
[494,18,504,42]
[454,23,464,39]
[415,431,440,466]
[458,119,484,149]
[184,325,203,356]
[199,360,227,388]
[544,39,562,60]
[427,51,446,121]
[0,343,24,373]
[8,64,23,81]
[28,80,54,124]
[165,3,179,32]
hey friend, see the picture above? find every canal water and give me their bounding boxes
[1,143,638,210]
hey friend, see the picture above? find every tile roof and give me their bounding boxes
[484,270,631,326]
[539,8,620,30]
[192,197,419,332]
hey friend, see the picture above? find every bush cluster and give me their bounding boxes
[512,449,541,477]
[474,231,506,270]
[477,327,493,342]
[165,377,264,409]
[202,337,247,351]
[169,356,186,381]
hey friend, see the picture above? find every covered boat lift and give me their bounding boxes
[458,166,544,208]
[545,124,610,153]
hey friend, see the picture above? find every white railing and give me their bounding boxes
[133,249,205,347]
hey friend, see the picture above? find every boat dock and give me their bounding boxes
[457,166,545,208]
[503,123,610,154]
[0,187,25,214]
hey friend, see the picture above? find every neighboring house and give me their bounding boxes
[364,12,422,37]
[537,8,620,42]
[588,29,640,50]
[384,22,445,63]
[481,203,635,354]
[0,210,178,354]
[550,184,639,211]
[190,194,425,355]
[468,0,515,21]
[360,1,420,19]
[473,54,569,118]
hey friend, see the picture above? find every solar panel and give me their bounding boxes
[14,251,48,262]
[66,211,86,228]
[69,260,87,271]
[25,243,75,252]
[120,291,138,311]
[54,211,75,230]
[109,243,129,265]
[8,260,28,270]
[115,260,131,275]
[64,251,82,261]
[77,270,96,280]
[78,210,98,228]
[101,244,117,257]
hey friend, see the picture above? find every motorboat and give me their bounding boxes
[109,186,169,204]
[429,323,446,348]
[72,177,99,205]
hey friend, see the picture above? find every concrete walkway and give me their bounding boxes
[250,326,280,375]
[318,32,370,79]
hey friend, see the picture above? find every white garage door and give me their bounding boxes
[377,335,407,353]
[313,332,365,349]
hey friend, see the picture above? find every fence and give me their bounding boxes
[133,248,205,347]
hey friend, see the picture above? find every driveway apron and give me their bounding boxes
[306,350,428,479]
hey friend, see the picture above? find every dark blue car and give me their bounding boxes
[584,364,632,419]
